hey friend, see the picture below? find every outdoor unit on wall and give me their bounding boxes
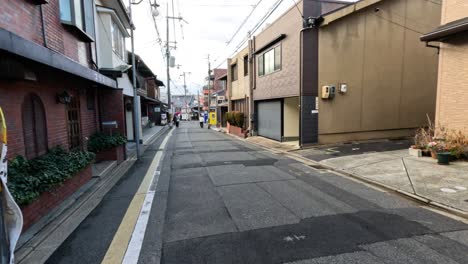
[321,85,336,99]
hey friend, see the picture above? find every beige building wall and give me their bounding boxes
[435,0,468,133]
[230,47,250,100]
[253,3,303,101]
[283,97,300,139]
[318,0,441,143]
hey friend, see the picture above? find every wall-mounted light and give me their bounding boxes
[57,91,72,104]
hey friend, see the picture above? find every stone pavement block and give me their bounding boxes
[200,151,257,162]
[442,230,468,247]
[320,153,398,170]
[172,153,203,168]
[312,172,416,209]
[206,165,294,186]
[257,180,356,219]
[285,251,385,264]
[348,159,414,193]
[164,174,237,243]
[403,158,468,212]
[413,234,468,264]
[191,141,235,149]
[217,183,300,231]
[207,164,295,186]
[387,207,468,233]
[360,237,459,264]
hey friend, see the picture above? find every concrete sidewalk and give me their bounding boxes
[318,150,468,214]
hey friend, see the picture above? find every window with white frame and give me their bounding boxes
[111,20,126,59]
[59,0,95,41]
[258,44,281,76]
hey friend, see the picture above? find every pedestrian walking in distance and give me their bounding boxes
[199,113,204,128]
[173,114,180,128]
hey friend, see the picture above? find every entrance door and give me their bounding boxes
[66,97,82,149]
[257,100,281,141]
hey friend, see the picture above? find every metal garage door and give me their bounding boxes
[257,100,281,141]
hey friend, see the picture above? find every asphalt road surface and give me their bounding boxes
[47,121,468,264]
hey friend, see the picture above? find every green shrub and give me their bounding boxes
[87,132,126,153]
[226,111,244,128]
[7,147,95,205]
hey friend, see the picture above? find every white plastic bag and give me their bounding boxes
[1,144,23,264]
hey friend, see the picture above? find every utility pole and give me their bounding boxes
[197,89,201,119]
[129,0,141,159]
[180,72,191,121]
[157,3,185,127]
[166,3,172,127]
[207,55,212,128]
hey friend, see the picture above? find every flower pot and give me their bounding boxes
[430,151,437,159]
[437,152,451,165]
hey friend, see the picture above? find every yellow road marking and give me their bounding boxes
[102,130,172,264]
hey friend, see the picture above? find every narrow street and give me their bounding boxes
[43,121,468,264]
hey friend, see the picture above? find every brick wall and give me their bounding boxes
[213,69,227,91]
[0,63,99,159]
[0,0,91,67]
[21,165,92,231]
[435,0,468,133]
[99,89,125,136]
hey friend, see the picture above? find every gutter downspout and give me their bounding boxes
[249,37,256,136]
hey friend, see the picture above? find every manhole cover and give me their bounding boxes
[309,164,327,170]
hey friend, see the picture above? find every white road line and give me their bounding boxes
[122,129,173,264]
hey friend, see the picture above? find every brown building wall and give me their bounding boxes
[0,61,101,159]
[0,0,93,67]
[435,0,468,133]
[253,3,303,101]
[317,0,441,143]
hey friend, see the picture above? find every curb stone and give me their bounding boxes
[15,126,170,264]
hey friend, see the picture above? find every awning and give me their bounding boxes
[99,64,132,78]
[155,79,165,87]
[0,29,117,88]
[140,95,161,104]
[254,34,286,55]
[421,17,468,42]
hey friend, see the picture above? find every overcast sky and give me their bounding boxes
[128,0,355,98]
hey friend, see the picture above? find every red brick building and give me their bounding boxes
[0,0,124,159]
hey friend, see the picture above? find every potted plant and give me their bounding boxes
[427,141,438,159]
[437,151,451,165]
[429,141,451,165]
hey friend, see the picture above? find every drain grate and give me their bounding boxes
[309,164,327,170]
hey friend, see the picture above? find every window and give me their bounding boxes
[111,20,126,59]
[231,63,238,82]
[59,0,95,41]
[220,80,226,90]
[22,94,48,159]
[67,97,82,149]
[258,44,281,76]
[243,55,248,76]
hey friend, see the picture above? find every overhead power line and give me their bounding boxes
[214,0,285,68]
[225,0,264,46]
